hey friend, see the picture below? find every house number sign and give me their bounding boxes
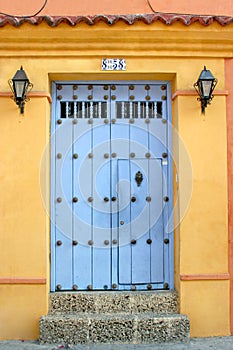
[102,58,126,71]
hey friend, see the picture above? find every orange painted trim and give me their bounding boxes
[28,92,52,103]
[0,91,52,103]
[172,89,229,100]
[225,58,233,335]
[180,273,230,281]
[0,277,46,285]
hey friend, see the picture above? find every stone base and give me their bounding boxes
[40,313,190,345]
[40,291,190,345]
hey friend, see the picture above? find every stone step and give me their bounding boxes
[39,313,190,345]
[49,291,178,315]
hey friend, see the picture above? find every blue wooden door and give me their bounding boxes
[51,82,173,291]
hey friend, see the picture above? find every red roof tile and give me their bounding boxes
[0,14,232,27]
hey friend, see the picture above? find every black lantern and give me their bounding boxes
[194,66,218,114]
[9,66,33,114]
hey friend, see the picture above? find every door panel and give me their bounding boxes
[52,82,172,291]
[131,160,150,285]
[118,159,164,287]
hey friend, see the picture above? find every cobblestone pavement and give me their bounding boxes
[0,337,233,350]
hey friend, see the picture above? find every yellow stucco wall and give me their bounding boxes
[181,281,230,336]
[0,285,48,339]
[177,91,229,336]
[0,21,231,339]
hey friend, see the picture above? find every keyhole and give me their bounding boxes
[135,171,143,187]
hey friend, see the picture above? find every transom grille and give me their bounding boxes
[60,101,162,119]
[58,84,167,120]
[116,101,162,119]
[60,102,108,118]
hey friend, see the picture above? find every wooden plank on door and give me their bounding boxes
[111,158,118,288]
[92,85,111,290]
[149,159,164,283]
[148,85,167,159]
[72,90,93,290]
[111,85,130,288]
[118,159,131,286]
[54,85,73,290]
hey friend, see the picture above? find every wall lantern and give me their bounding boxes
[194,66,218,114]
[8,66,33,114]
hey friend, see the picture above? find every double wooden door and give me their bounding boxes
[51,82,173,291]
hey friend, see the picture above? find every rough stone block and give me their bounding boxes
[136,314,190,343]
[40,313,190,345]
[90,315,134,343]
[94,292,132,314]
[49,291,178,315]
[39,315,89,345]
[49,293,96,314]
[168,315,190,342]
[130,291,178,314]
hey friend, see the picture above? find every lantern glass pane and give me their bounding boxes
[16,81,26,99]
[202,80,212,98]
